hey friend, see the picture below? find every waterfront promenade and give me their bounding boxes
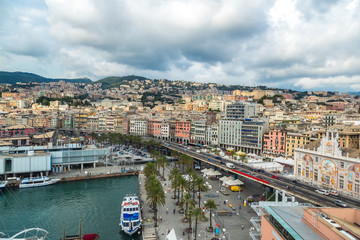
[139,164,264,240]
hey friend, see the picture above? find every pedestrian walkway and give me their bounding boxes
[139,164,258,240]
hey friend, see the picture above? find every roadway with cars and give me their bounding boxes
[163,142,360,209]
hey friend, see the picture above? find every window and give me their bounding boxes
[315,157,318,163]
[298,165,301,176]
[340,162,344,168]
[355,184,359,193]
[306,168,309,178]
[339,179,344,189]
[314,170,318,181]
[5,159,12,172]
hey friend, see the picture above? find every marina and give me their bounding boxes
[0,171,141,240]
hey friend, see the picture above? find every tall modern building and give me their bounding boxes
[225,101,257,120]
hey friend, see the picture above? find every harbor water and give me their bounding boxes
[0,176,142,239]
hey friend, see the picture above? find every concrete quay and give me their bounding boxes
[50,165,139,182]
[139,164,265,240]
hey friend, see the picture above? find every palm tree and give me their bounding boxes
[146,176,166,227]
[143,162,157,178]
[154,156,162,173]
[179,154,193,172]
[180,193,195,232]
[229,149,236,159]
[169,168,181,198]
[205,199,217,231]
[191,207,203,240]
[195,176,208,208]
[178,175,189,203]
[171,150,180,167]
[159,156,169,179]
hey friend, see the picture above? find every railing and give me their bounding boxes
[249,231,261,240]
[250,217,262,232]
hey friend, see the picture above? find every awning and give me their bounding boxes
[205,170,222,176]
[166,228,177,240]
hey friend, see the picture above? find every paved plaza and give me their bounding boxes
[140,164,266,240]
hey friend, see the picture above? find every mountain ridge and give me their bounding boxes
[0,71,92,84]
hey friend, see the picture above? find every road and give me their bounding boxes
[164,142,360,209]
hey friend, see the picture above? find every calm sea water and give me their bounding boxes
[0,176,141,240]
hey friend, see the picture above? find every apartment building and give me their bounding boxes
[190,119,206,145]
[225,101,257,120]
[175,120,191,143]
[286,132,312,157]
[161,121,170,141]
[317,124,360,149]
[263,128,286,156]
[205,124,218,146]
[129,119,148,136]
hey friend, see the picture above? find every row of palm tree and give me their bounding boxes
[143,162,166,227]
[168,150,217,239]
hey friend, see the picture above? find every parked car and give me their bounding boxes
[292,179,298,183]
[272,175,279,179]
[334,200,347,207]
[315,189,329,195]
[329,190,339,196]
[194,165,201,170]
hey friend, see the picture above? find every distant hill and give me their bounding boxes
[95,75,148,89]
[0,71,92,84]
[348,92,360,96]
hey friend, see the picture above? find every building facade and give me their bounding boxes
[295,131,360,197]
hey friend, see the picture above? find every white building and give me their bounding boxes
[190,120,206,145]
[129,119,148,136]
[205,124,218,146]
[161,121,170,141]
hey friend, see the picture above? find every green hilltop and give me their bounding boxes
[0,71,92,84]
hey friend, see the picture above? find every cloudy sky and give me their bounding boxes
[1,0,360,92]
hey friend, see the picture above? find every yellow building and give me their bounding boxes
[316,125,360,149]
[75,114,89,129]
[286,132,312,157]
[1,92,18,98]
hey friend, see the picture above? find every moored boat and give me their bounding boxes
[19,176,60,189]
[119,194,141,236]
[0,181,7,190]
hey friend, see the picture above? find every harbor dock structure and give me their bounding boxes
[0,143,110,179]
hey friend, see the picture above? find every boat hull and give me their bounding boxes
[19,179,60,189]
[0,181,7,190]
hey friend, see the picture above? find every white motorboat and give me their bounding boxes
[119,194,141,236]
[19,176,60,189]
[0,181,7,190]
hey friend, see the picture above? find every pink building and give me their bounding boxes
[147,119,162,139]
[0,124,36,146]
[263,128,286,156]
[175,121,191,143]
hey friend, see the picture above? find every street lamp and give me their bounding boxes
[198,230,206,240]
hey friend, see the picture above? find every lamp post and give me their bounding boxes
[198,230,206,240]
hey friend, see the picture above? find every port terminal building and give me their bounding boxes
[0,143,110,178]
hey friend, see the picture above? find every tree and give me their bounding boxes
[179,193,195,232]
[192,207,203,240]
[194,176,208,208]
[159,155,169,179]
[146,176,166,227]
[179,154,193,172]
[169,168,181,198]
[178,175,189,203]
[229,149,236,159]
[143,162,157,178]
[205,199,217,231]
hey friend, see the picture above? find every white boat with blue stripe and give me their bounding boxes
[19,175,60,189]
[120,194,141,236]
[0,181,7,190]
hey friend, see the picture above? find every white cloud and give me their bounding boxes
[0,0,360,91]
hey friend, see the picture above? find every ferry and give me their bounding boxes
[120,194,141,236]
[0,181,7,190]
[19,176,60,189]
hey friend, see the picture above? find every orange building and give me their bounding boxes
[256,205,360,240]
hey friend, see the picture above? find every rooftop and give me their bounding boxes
[267,206,323,240]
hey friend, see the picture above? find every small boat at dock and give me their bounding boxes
[0,181,7,190]
[19,175,60,189]
[120,194,141,236]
